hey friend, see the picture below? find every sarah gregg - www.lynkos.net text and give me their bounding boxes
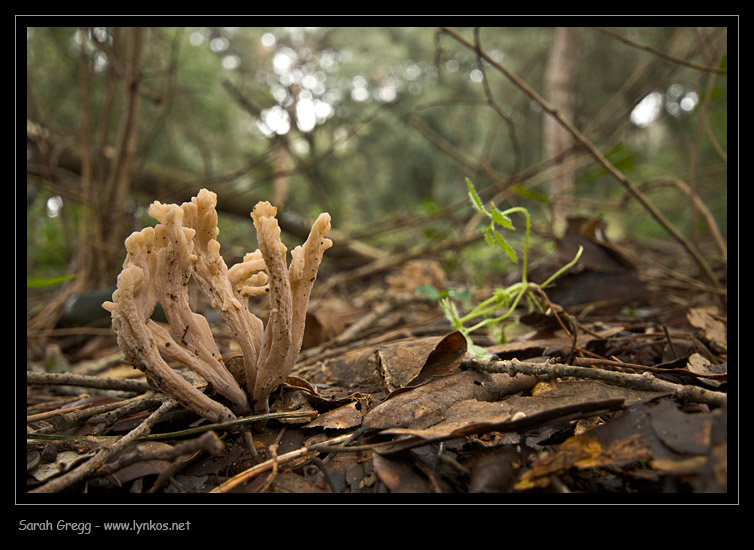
[19,519,191,535]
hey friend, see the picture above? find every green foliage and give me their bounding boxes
[27,274,79,288]
[433,179,583,359]
[26,189,75,279]
[467,178,520,265]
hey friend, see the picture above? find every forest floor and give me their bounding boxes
[24,227,729,498]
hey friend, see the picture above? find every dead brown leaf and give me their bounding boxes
[372,453,432,493]
[363,369,537,432]
[375,331,467,391]
[380,398,624,444]
[687,306,727,354]
[304,401,364,430]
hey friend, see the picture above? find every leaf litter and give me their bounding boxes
[26,243,728,496]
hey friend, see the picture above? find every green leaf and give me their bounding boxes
[490,204,515,230]
[466,341,493,360]
[439,297,462,329]
[466,178,488,216]
[484,226,495,247]
[27,273,79,288]
[415,284,441,301]
[448,286,472,303]
[491,228,518,264]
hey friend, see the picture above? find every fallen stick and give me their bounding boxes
[464,357,727,408]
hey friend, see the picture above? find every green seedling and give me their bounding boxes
[438,178,583,359]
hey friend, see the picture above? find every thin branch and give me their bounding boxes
[408,114,485,175]
[209,432,355,493]
[26,371,153,393]
[474,27,523,177]
[27,392,159,435]
[86,392,162,427]
[464,357,727,408]
[97,431,224,476]
[594,27,727,74]
[25,410,319,442]
[319,230,483,291]
[638,177,727,263]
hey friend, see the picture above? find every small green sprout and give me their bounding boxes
[436,179,583,359]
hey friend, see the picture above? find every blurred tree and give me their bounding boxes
[543,27,579,235]
[28,27,148,329]
[25,25,728,329]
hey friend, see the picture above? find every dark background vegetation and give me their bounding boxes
[25,24,728,337]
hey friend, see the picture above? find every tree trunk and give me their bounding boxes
[543,27,580,236]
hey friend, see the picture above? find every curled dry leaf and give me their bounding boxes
[375,331,467,391]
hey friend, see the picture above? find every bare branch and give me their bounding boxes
[595,27,727,74]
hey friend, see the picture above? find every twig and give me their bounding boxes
[570,356,726,383]
[26,371,152,393]
[661,324,679,359]
[27,392,159,435]
[98,431,224,476]
[141,410,318,440]
[87,393,162,426]
[27,403,90,423]
[637,176,727,265]
[473,27,523,177]
[147,454,195,493]
[209,432,355,493]
[29,398,178,493]
[257,443,280,493]
[320,230,482,291]
[25,409,319,442]
[409,114,498,182]
[325,294,430,347]
[464,357,726,408]
[594,27,727,74]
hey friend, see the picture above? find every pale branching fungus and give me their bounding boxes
[103,189,332,422]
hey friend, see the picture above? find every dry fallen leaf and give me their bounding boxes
[687,306,727,354]
[375,331,467,391]
[362,369,537,432]
[372,453,432,493]
[304,401,364,430]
